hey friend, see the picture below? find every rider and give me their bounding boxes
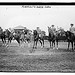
[69,23,75,35]
[51,25,56,35]
[36,27,41,37]
[0,27,3,31]
[0,27,3,35]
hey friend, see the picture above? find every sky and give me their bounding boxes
[0,5,75,35]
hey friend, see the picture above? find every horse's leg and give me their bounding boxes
[7,37,9,43]
[1,38,5,46]
[52,40,55,49]
[33,40,36,49]
[27,39,31,48]
[35,40,38,49]
[10,38,12,43]
[4,37,6,45]
[52,41,53,48]
[24,38,26,43]
[74,41,75,50]
[68,41,70,50]
[71,41,74,51]
[6,38,9,47]
[56,39,58,49]
[33,41,35,49]
[54,40,55,47]
[42,39,44,47]
[1,38,4,43]
[8,39,11,45]
[16,38,20,46]
[39,39,42,48]
[53,40,55,49]
[50,41,51,48]
[6,38,10,47]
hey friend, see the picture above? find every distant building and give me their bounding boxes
[13,25,27,33]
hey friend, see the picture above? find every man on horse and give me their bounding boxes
[36,27,41,37]
[33,27,44,48]
[36,27,44,40]
[69,23,75,35]
[0,27,3,34]
[66,23,75,50]
[48,25,56,48]
[50,25,56,36]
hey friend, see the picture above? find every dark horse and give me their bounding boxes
[65,31,75,51]
[55,30,75,51]
[2,29,21,46]
[5,29,13,44]
[55,31,67,49]
[0,29,16,46]
[48,27,56,49]
[0,31,6,44]
[33,30,44,49]
[48,31,56,49]
[13,30,32,46]
[13,32,21,46]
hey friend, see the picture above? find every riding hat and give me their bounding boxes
[70,24,74,26]
[37,27,39,29]
[51,25,54,27]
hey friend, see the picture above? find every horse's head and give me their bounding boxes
[65,31,74,40]
[48,26,51,33]
[33,30,37,35]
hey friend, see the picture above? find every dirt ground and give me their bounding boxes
[0,40,75,72]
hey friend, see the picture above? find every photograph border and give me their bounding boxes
[0,2,75,73]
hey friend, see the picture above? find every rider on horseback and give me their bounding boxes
[51,25,56,36]
[36,27,41,37]
[0,27,3,34]
[69,23,75,35]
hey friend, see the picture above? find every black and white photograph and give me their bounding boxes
[0,1,75,73]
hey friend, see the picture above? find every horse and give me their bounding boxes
[0,31,6,44]
[24,32,32,43]
[4,29,13,44]
[48,27,56,49]
[55,30,75,51]
[55,30,67,49]
[13,32,21,46]
[33,30,44,49]
[0,29,17,47]
[5,31,25,47]
[65,31,75,51]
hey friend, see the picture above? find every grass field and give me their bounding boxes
[0,40,75,72]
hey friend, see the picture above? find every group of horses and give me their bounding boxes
[0,29,31,46]
[0,27,75,51]
[33,27,75,51]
